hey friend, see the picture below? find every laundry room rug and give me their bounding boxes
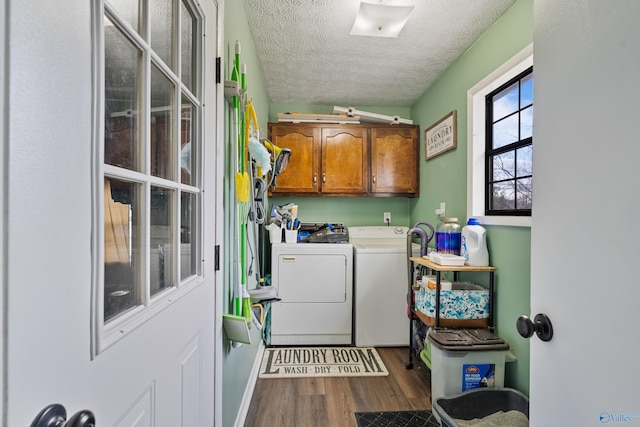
[354,410,439,427]
[258,347,388,379]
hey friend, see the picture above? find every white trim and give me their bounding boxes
[90,0,105,360]
[0,0,6,421]
[234,340,266,427]
[467,43,533,228]
[214,0,225,425]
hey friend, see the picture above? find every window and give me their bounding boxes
[467,44,533,227]
[99,0,203,348]
[485,67,533,215]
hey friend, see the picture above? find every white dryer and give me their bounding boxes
[349,226,418,347]
[270,242,353,345]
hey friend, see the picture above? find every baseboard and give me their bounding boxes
[234,339,265,427]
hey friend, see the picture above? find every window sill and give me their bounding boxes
[469,215,531,228]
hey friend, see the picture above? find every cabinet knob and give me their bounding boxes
[322,173,326,183]
[313,173,317,184]
[372,174,376,185]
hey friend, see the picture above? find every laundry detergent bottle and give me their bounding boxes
[460,218,489,266]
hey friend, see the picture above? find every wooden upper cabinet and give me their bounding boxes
[370,126,419,197]
[320,126,368,194]
[267,122,419,197]
[268,124,319,194]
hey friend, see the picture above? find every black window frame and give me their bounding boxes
[485,66,533,216]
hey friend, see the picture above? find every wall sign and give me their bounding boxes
[425,110,457,160]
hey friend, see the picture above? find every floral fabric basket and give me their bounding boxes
[415,281,489,320]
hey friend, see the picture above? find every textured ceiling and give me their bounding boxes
[243,0,517,107]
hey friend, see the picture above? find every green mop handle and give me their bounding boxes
[232,41,242,316]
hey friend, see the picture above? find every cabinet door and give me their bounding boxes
[370,126,419,196]
[320,126,368,194]
[268,124,320,193]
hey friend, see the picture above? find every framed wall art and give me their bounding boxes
[425,110,457,160]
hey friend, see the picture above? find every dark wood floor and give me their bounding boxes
[244,347,432,427]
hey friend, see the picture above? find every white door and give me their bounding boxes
[530,1,640,425]
[4,0,221,425]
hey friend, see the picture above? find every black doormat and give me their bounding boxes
[354,410,440,427]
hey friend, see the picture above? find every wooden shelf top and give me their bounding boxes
[409,256,496,272]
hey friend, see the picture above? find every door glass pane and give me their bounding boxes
[181,1,195,92]
[104,178,142,321]
[181,192,197,280]
[492,81,518,121]
[492,114,518,149]
[150,0,174,69]
[150,186,175,296]
[151,64,175,179]
[104,16,141,172]
[181,94,194,185]
[107,0,140,34]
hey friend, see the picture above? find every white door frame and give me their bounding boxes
[0,0,7,422]
[213,1,225,425]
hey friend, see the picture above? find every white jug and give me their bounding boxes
[460,218,489,266]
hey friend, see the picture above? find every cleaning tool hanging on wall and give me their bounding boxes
[223,314,251,345]
[225,41,256,346]
[246,100,270,177]
[234,45,260,326]
[262,139,292,187]
[241,284,252,323]
[235,62,250,204]
[249,138,271,178]
[241,99,261,322]
[251,303,264,329]
[231,40,243,319]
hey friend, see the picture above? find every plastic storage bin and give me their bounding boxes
[433,388,529,427]
[415,281,489,328]
[428,329,510,405]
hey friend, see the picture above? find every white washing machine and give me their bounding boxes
[349,226,419,347]
[270,242,353,345]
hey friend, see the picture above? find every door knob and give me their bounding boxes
[66,410,96,427]
[517,313,554,341]
[31,404,95,427]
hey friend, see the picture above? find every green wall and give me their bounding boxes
[223,1,270,426]
[409,0,533,395]
[267,196,412,228]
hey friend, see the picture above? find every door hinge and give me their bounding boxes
[215,245,220,271]
[216,57,221,84]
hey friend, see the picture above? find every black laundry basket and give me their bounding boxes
[432,388,529,427]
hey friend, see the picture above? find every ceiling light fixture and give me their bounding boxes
[350,1,415,38]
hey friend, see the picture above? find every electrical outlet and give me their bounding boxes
[384,212,391,224]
